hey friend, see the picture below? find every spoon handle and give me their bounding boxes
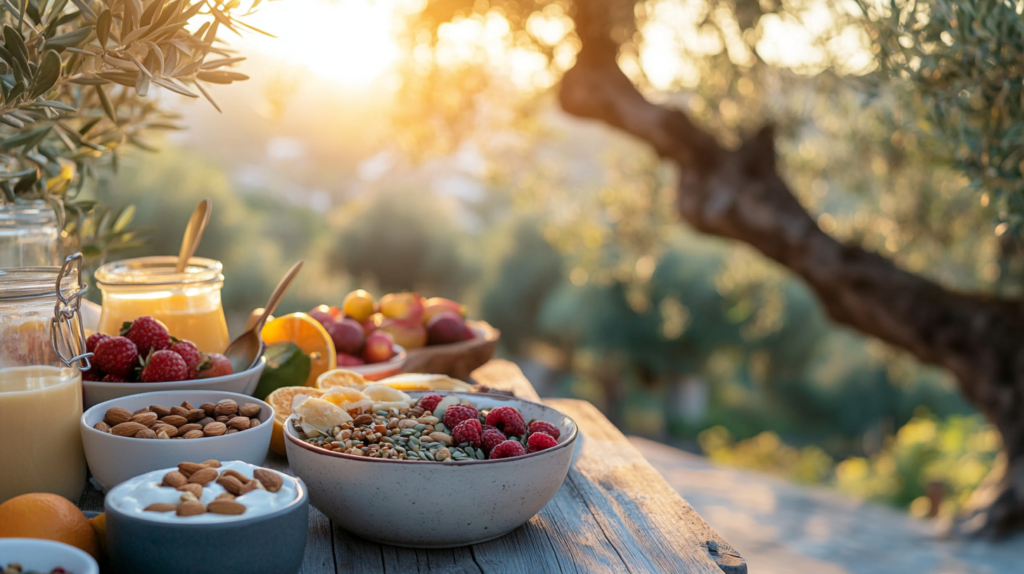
[176,199,211,273]
[254,261,303,335]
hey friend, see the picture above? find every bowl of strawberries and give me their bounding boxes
[81,316,265,409]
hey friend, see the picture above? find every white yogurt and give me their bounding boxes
[108,460,298,523]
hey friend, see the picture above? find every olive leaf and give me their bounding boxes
[43,26,93,50]
[30,50,61,99]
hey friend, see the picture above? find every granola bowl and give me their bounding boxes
[0,538,99,574]
[284,391,577,548]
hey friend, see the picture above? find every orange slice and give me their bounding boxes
[316,368,369,390]
[261,313,336,387]
[267,385,325,457]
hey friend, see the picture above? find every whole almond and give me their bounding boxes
[151,423,178,437]
[182,429,204,439]
[132,406,151,416]
[104,407,132,426]
[131,412,158,427]
[176,500,206,517]
[162,471,187,487]
[217,475,244,496]
[239,404,261,417]
[239,479,265,496]
[227,416,250,431]
[188,467,218,485]
[214,400,238,416]
[144,503,177,513]
[187,409,206,422]
[215,415,230,423]
[253,468,283,493]
[214,492,236,501]
[149,404,171,417]
[134,428,157,439]
[200,402,217,417]
[177,483,203,498]
[224,429,239,434]
[220,469,248,484]
[178,423,202,434]
[249,418,261,428]
[111,421,148,437]
[93,421,111,433]
[203,422,227,437]
[170,405,190,418]
[178,462,204,477]
[161,415,188,427]
[197,417,215,427]
[202,460,221,468]
[207,499,247,515]
[181,400,195,410]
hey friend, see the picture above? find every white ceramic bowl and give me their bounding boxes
[285,392,577,548]
[0,538,99,574]
[82,357,266,409]
[345,344,407,381]
[81,390,273,491]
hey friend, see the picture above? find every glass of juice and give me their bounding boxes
[94,256,230,354]
[0,264,88,504]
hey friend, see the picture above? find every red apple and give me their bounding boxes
[337,352,366,367]
[379,318,428,349]
[361,312,384,335]
[426,311,466,345]
[324,317,365,356]
[363,331,396,364]
[379,292,424,322]
[308,305,334,327]
[422,297,467,323]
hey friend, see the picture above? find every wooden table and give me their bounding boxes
[79,360,747,573]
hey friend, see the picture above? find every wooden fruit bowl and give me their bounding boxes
[401,320,500,381]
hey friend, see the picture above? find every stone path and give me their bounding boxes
[629,437,1024,574]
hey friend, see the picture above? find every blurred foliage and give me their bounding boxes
[699,425,834,484]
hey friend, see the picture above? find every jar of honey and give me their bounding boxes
[94,256,230,353]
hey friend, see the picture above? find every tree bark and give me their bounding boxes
[558,6,1024,537]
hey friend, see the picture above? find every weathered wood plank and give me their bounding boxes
[470,359,541,401]
[265,453,337,574]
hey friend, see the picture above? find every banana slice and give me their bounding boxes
[322,386,373,415]
[375,373,473,391]
[295,397,353,435]
[362,384,414,411]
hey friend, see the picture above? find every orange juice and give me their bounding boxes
[95,256,230,353]
[0,366,86,503]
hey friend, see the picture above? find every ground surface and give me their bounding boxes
[629,437,1024,574]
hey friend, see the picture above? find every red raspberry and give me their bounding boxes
[123,316,171,354]
[198,353,233,378]
[418,394,443,413]
[140,350,189,382]
[102,373,130,382]
[529,421,561,440]
[451,418,482,447]
[86,332,110,354]
[485,406,526,437]
[93,336,139,377]
[170,340,202,379]
[488,439,526,459]
[527,432,558,453]
[442,404,478,430]
[81,366,103,381]
[481,427,506,454]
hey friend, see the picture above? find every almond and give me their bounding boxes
[197,417,215,427]
[151,423,178,437]
[111,421,148,437]
[178,462,204,477]
[182,429,204,439]
[177,483,203,498]
[203,422,227,437]
[149,404,171,417]
[249,418,261,428]
[181,400,195,410]
[200,402,217,417]
[187,409,206,422]
[253,468,283,493]
[170,405,190,418]
[161,415,188,427]
[214,400,238,416]
[215,415,230,423]
[227,416,250,431]
[93,421,111,433]
[207,499,247,515]
[214,492,235,501]
[188,467,218,485]
[217,475,244,496]
[176,500,206,516]
[104,407,132,426]
[131,412,158,427]
[156,430,171,440]
[202,460,221,468]
[224,429,239,434]
[177,423,203,434]
[134,428,157,439]
[239,479,265,496]
[353,414,374,425]
[239,403,261,417]
[132,406,151,416]
[220,469,249,484]
[144,503,177,513]
[162,471,187,488]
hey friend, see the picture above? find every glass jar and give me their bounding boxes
[0,200,61,268]
[0,257,89,503]
[95,256,230,353]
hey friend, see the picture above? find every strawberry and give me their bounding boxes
[81,366,103,381]
[122,316,171,354]
[102,373,130,382]
[198,353,233,379]
[93,336,139,377]
[170,340,202,379]
[140,350,189,382]
[86,333,110,354]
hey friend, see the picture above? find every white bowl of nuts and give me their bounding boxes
[80,390,274,491]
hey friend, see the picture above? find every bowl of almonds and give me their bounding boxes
[80,391,274,491]
[103,459,308,574]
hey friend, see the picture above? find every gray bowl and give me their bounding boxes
[103,473,309,574]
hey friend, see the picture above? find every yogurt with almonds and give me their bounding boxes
[108,461,297,523]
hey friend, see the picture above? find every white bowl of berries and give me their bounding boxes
[81,317,265,409]
[284,390,577,548]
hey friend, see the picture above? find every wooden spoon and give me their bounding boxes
[224,261,303,373]
[175,199,212,273]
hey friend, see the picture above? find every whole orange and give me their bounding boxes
[0,493,99,557]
